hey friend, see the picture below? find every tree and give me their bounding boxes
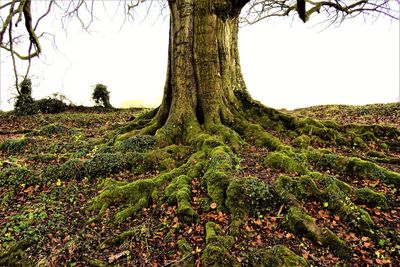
[92,83,113,108]
[1,0,400,264]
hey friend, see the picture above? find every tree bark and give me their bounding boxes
[153,0,249,140]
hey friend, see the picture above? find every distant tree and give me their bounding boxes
[92,84,112,108]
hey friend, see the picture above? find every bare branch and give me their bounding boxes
[241,0,399,25]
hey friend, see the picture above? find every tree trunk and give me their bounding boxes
[152,0,249,142]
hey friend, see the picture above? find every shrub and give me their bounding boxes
[36,98,67,114]
[14,78,39,116]
[0,167,40,187]
[84,152,131,178]
[37,123,71,137]
[116,135,157,153]
[0,137,30,154]
[243,177,280,213]
[92,84,112,108]
[42,159,85,182]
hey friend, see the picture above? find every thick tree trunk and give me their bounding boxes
[154,0,248,139]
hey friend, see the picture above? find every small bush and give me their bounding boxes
[0,137,30,154]
[116,135,157,153]
[42,159,85,182]
[14,95,39,116]
[14,78,39,116]
[92,84,112,108]
[36,98,67,114]
[243,177,280,213]
[37,123,71,137]
[84,152,132,178]
[0,167,40,187]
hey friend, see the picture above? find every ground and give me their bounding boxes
[0,103,399,266]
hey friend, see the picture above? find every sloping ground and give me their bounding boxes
[0,103,399,266]
[291,103,400,128]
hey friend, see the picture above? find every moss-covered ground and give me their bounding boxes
[1,104,399,266]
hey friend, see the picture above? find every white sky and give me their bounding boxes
[0,2,399,111]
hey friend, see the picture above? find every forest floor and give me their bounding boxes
[0,103,399,266]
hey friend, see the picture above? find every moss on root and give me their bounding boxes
[202,144,238,212]
[291,134,311,149]
[90,178,156,221]
[250,245,309,267]
[264,151,308,175]
[176,239,195,267]
[285,206,351,258]
[201,222,236,266]
[276,173,377,233]
[90,160,192,222]
[354,187,388,209]
[165,175,199,223]
[305,151,400,187]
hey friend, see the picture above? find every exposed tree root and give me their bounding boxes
[85,99,400,264]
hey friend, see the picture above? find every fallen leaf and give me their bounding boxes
[254,218,262,226]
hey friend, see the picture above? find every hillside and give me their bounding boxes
[1,103,399,266]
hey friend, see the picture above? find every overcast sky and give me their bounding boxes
[0,2,399,111]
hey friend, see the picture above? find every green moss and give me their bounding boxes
[264,151,308,175]
[201,222,236,266]
[226,179,250,219]
[177,239,193,255]
[291,134,311,149]
[275,175,320,201]
[305,150,346,171]
[201,145,238,211]
[344,124,400,139]
[211,124,243,151]
[305,151,400,187]
[379,143,389,150]
[203,170,229,211]
[176,239,195,267]
[285,207,350,258]
[346,157,400,187]
[352,136,367,149]
[276,173,375,233]
[27,153,57,162]
[285,206,320,241]
[165,175,199,223]
[91,178,156,221]
[0,137,30,154]
[243,124,282,150]
[362,131,377,141]
[0,167,39,187]
[250,245,308,267]
[355,188,388,209]
[322,229,352,258]
[296,118,341,142]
